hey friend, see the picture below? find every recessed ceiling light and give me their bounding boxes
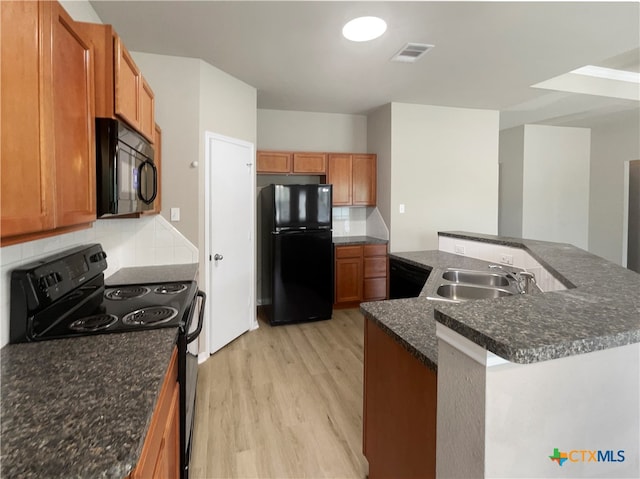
[342,16,387,42]
[570,65,640,84]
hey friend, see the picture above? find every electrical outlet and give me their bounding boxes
[344,221,350,233]
[455,244,465,254]
[170,207,180,221]
[500,254,514,265]
[399,204,405,214]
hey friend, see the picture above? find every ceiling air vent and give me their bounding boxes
[391,43,434,63]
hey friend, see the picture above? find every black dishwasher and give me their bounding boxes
[389,258,431,299]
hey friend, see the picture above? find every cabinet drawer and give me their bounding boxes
[364,277,387,301]
[364,256,387,278]
[335,245,363,259]
[364,243,387,257]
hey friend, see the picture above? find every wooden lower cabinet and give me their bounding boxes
[334,243,388,307]
[129,347,180,479]
[363,318,437,479]
[362,244,388,301]
[335,246,363,304]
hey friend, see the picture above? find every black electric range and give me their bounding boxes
[9,244,198,343]
[8,244,206,479]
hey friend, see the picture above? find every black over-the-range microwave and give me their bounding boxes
[95,118,158,217]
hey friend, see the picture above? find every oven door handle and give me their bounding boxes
[186,290,206,344]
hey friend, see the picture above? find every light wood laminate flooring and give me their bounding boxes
[190,308,368,478]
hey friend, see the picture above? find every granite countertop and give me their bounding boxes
[361,231,640,368]
[0,329,178,478]
[106,263,199,285]
[362,251,508,372]
[332,236,388,246]
[1,263,199,478]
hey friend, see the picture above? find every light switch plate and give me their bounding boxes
[399,204,405,214]
[500,253,514,265]
[170,207,180,221]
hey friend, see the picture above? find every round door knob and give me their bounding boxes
[214,254,224,261]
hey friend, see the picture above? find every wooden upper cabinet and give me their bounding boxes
[114,37,140,130]
[328,153,376,207]
[1,0,96,244]
[327,154,353,206]
[1,0,55,238]
[140,78,156,143]
[51,1,96,228]
[256,150,376,206]
[353,154,376,206]
[76,22,155,143]
[292,153,327,174]
[256,151,328,175]
[256,151,292,173]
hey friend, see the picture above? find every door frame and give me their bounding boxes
[203,131,257,360]
[623,160,630,268]
[623,159,640,269]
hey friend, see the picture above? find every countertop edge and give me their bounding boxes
[362,308,438,372]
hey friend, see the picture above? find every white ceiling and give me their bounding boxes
[89,1,640,129]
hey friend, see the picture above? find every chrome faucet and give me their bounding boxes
[517,271,537,294]
[488,264,536,294]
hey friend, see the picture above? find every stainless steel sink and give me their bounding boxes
[442,269,511,287]
[435,284,515,301]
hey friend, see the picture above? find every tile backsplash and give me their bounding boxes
[0,216,198,347]
[333,206,367,236]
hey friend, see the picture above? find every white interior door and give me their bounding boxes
[205,132,256,355]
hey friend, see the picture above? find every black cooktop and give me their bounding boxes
[9,244,198,343]
[27,279,198,341]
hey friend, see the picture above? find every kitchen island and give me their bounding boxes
[361,232,640,479]
[0,263,198,478]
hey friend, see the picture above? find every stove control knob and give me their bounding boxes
[90,251,107,263]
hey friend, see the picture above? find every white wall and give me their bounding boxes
[132,53,257,257]
[389,103,500,252]
[436,339,486,478]
[132,53,202,246]
[367,104,393,233]
[522,125,591,250]
[59,0,102,22]
[257,109,366,152]
[588,109,640,265]
[437,325,640,479]
[498,126,524,237]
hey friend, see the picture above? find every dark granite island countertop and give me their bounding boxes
[361,232,640,368]
[1,328,178,478]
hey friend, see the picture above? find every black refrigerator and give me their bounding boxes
[260,184,333,325]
